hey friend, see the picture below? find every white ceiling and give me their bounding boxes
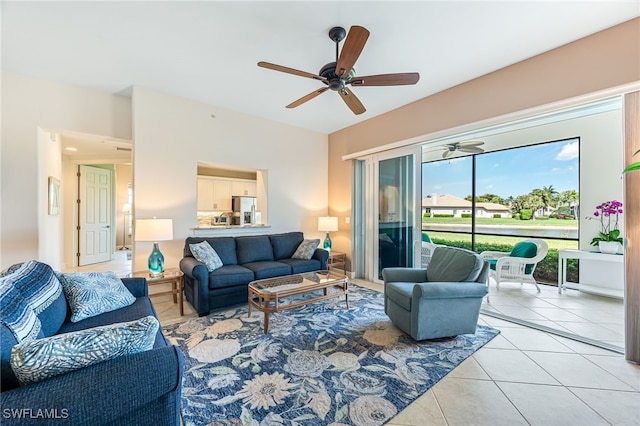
[2,1,639,137]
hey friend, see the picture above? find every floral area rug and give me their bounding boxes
[163,284,499,426]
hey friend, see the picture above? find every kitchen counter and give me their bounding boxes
[190,224,271,236]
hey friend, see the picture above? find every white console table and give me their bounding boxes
[558,249,624,299]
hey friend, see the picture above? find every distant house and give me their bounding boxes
[422,194,511,218]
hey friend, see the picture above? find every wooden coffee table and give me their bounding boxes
[248,270,348,333]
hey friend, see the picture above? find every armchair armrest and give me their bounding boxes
[0,345,183,425]
[382,268,428,284]
[413,281,489,299]
[121,277,148,297]
[480,250,510,260]
[179,257,208,280]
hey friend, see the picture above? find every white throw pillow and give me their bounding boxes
[190,241,224,271]
[292,239,320,260]
[56,272,135,323]
[10,316,159,385]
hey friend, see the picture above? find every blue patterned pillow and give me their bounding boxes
[292,239,320,260]
[0,281,41,343]
[190,241,223,272]
[10,316,159,385]
[56,272,135,322]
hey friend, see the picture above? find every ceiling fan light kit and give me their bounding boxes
[258,25,420,115]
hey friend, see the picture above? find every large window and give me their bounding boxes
[422,138,580,285]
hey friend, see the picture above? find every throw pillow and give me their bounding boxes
[292,239,320,260]
[10,316,159,385]
[56,272,135,322]
[509,241,538,274]
[0,282,42,343]
[190,241,223,272]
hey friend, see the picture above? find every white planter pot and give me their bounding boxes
[598,241,620,254]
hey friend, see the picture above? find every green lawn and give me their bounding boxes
[423,217,577,227]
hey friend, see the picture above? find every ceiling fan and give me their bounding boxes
[441,141,485,158]
[258,25,420,115]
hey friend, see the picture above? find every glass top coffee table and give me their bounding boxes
[248,270,349,333]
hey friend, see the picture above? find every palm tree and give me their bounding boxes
[540,185,558,215]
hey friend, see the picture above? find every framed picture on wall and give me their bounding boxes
[48,176,60,215]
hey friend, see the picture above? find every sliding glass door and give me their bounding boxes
[359,147,420,283]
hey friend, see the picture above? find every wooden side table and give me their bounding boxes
[326,251,347,276]
[130,268,184,315]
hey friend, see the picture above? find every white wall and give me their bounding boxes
[1,72,132,270]
[131,86,329,271]
[37,129,63,266]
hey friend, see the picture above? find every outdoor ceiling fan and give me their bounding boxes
[257,25,420,115]
[441,141,485,158]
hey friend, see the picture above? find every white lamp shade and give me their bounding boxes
[318,216,338,232]
[135,218,173,242]
[122,203,131,213]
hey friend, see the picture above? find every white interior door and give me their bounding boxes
[78,165,112,266]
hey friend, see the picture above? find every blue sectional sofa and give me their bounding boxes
[0,262,184,426]
[180,232,329,316]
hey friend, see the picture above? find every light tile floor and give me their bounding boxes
[72,256,640,425]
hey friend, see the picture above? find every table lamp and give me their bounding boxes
[135,218,173,278]
[318,216,338,251]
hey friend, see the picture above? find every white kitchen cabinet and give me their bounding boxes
[231,180,257,197]
[213,179,232,211]
[197,178,215,211]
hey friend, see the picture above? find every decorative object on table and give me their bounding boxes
[135,218,174,277]
[47,176,60,215]
[318,216,338,251]
[163,284,499,426]
[119,203,131,250]
[588,200,623,254]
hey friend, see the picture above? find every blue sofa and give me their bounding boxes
[0,262,184,426]
[180,232,329,316]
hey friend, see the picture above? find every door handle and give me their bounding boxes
[104,225,111,228]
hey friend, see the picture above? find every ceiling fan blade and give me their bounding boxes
[350,72,420,86]
[442,150,452,159]
[335,25,370,77]
[258,61,326,82]
[457,140,485,147]
[339,87,366,115]
[459,147,484,154]
[286,87,329,109]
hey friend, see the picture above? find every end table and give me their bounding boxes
[327,251,347,276]
[129,268,184,315]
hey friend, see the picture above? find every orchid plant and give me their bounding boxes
[623,149,640,173]
[589,200,624,246]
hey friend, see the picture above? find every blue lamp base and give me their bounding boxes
[148,242,165,278]
[323,232,332,251]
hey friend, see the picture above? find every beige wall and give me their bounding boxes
[131,86,329,272]
[328,17,640,265]
[1,72,132,269]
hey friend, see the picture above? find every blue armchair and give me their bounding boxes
[382,246,489,341]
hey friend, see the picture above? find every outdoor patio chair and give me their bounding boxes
[480,238,548,292]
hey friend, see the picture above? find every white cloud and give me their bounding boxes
[555,141,579,161]
[487,184,494,189]
[552,167,561,172]
[493,163,499,168]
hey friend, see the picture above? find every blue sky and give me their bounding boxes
[422,139,579,199]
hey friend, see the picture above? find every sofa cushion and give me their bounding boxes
[189,241,223,272]
[236,236,275,265]
[270,232,304,260]
[242,261,291,280]
[0,283,41,343]
[185,237,238,265]
[426,247,484,282]
[292,239,320,260]
[11,316,159,386]
[57,297,167,349]
[277,258,322,274]
[57,272,136,322]
[208,265,255,290]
